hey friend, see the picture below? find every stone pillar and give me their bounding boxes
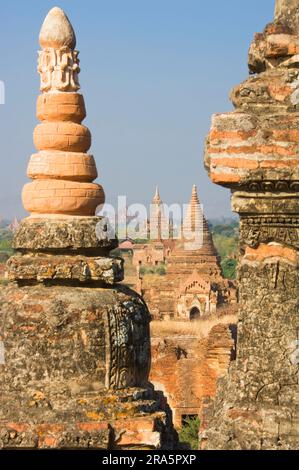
[200,1,299,450]
[0,8,175,450]
[275,0,299,31]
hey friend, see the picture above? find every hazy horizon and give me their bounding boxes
[0,0,275,219]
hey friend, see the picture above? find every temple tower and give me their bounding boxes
[149,186,162,241]
[132,187,175,269]
[168,185,221,277]
[140,186,235,320]
[201,0,299,449]
[0,8,175,450]
[149,186,169,241]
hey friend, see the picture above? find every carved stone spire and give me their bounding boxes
[38,7,79,92]
[182,185,215,254]
[11,8,119,285]
[22,7,104,217]
[191,184,200,206]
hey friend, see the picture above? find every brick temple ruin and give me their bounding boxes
[200,0,299,450]
[150,322,236,429]
[0,7,176,450]
[137,185,236,320]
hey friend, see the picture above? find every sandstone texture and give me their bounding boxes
[0,285,150,395]
[6,254,124,284]
[13,217,117,254]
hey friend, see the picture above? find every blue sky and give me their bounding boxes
[0,0,275,219]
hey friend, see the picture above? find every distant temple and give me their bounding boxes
[132,187,175,267]
[134,185,236,320]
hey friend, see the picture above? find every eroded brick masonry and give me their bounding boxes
[200,0,299,450]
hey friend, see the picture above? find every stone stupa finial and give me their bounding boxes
[11,6,120,285]
[38,7,79,92]
[22,7,104,217]
[39,7,76,49]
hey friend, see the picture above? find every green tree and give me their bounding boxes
[178,416,200,450]
[221,258,237,279]
[0,236,13,256]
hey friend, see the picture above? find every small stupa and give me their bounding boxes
[0,7,175,449]
[7,7,120,285]
[23,7,104,217]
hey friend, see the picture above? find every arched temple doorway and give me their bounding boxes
[190,306,200,321]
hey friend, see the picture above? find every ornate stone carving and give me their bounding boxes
[38,47,80,92]
[106,298,151,389]
[240,216,299,249]
[243,181,299,192]
[37,6,80,92]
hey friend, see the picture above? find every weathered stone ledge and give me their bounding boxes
[13,217,117,254]
[6,254,124,285]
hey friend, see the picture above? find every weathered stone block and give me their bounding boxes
[7,254,124,284]
[13,217,116,254]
